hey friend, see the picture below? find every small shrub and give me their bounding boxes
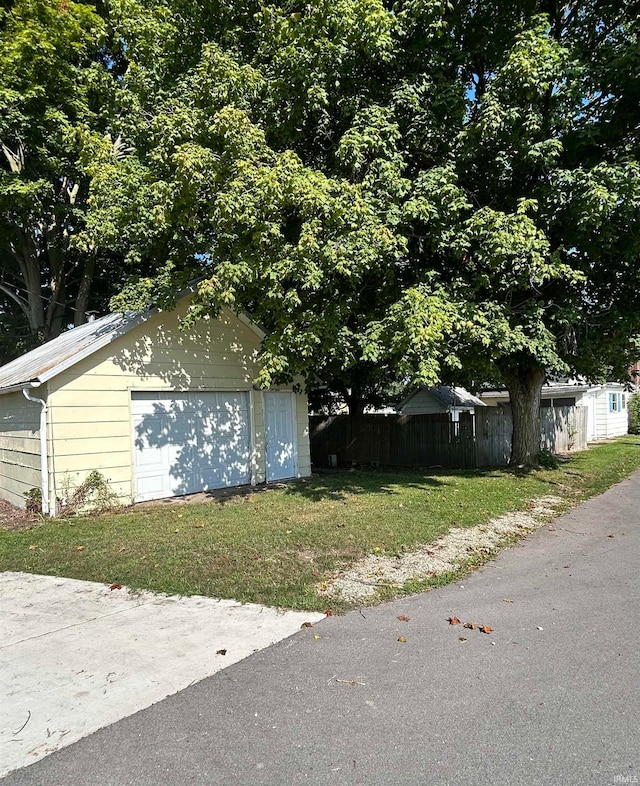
[57,471,119,517]
[628,393,640,435]
[24,487,42,514]
[538,448,559,469]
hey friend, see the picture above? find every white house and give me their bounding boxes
[478,381,629,441]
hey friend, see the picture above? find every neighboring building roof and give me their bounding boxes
[0,295,265,395]
[479,380,626,400]
[400,385,486,411]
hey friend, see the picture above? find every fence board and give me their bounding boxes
[310,404,589,470]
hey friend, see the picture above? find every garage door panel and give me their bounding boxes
[132,392,251,502]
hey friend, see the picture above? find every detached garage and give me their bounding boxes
[0,298,310,513]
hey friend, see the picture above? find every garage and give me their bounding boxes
[0,294,311,513]
[132,391,251,502]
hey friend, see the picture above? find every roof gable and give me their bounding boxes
[0,298,266,394]
[400,385,486,410]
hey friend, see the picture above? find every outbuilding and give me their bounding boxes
[397,385,487,420]
[478,381,629,441]
[0,298,310,513]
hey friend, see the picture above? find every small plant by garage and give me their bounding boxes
[56,471,119,517]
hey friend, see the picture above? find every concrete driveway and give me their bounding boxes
[0,573,323,778]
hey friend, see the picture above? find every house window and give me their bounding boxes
[609,393,622,412]
[622,394,627,410]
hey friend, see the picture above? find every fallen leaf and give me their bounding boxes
[28,544,37,550]
[195,522,205,528]
[480,625,493,634]
[426,550,435,556]
[313,634,321,640]
[536,626,544,631]
[448,617,461,625]
[118,547,126,553]
[458,637,467,642]
[76,545,85,551]
[463,622,478,630]
[174,529,179,533]
[397,636,407,643]
[301,621,313,628]
[397,615,410,622]
[109,583,122,591]
[608,533,615,538]
[153,563,159,568]
[216,649,227,656]
[324,609,333,616]
[502,598,513,603]
[286,529,292,534]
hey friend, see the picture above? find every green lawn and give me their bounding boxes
[1,436,639,611]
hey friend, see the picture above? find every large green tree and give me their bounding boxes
[0,0,150,348]
[83,0,640,466]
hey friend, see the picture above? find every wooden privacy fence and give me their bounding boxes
[309,405,589,470]
[310,413,477,469]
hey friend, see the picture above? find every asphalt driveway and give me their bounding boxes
[2,467,639,785]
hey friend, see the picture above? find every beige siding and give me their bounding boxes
[0,392,42,508]
[295,390,311,476]
[46,302,310,507]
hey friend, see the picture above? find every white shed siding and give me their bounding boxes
[400,390,447,415]
[593,388,628,438]
[0,392,42,508]
[44,303,310,507]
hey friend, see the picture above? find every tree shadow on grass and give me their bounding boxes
[280,465,513,502]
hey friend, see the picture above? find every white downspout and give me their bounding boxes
[22,387,50,516]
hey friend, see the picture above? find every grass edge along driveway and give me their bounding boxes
[1,437,639,612]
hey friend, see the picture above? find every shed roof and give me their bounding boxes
[0,297,266,395]
[400,385,486,410]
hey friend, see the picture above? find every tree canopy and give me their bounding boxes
[2,0,639,464]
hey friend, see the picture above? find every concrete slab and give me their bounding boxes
[0,572,323,778]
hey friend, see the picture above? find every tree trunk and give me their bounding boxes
[344,388,366,416]
[73,254,96,326]
[502,365,546,468]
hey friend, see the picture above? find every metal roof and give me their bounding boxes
[427,385,487,408]
[400,385,487,410]
[0,311,140,394]
[0,290,267,395]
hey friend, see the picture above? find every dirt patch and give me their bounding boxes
[0,500,37,531]
[318,496,564,605]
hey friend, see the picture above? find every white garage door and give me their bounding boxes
[132,392,251,502]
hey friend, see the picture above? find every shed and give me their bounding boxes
[0,298,310,513]
[398,385,487,420]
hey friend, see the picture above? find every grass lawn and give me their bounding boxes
[1,436,639,611]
